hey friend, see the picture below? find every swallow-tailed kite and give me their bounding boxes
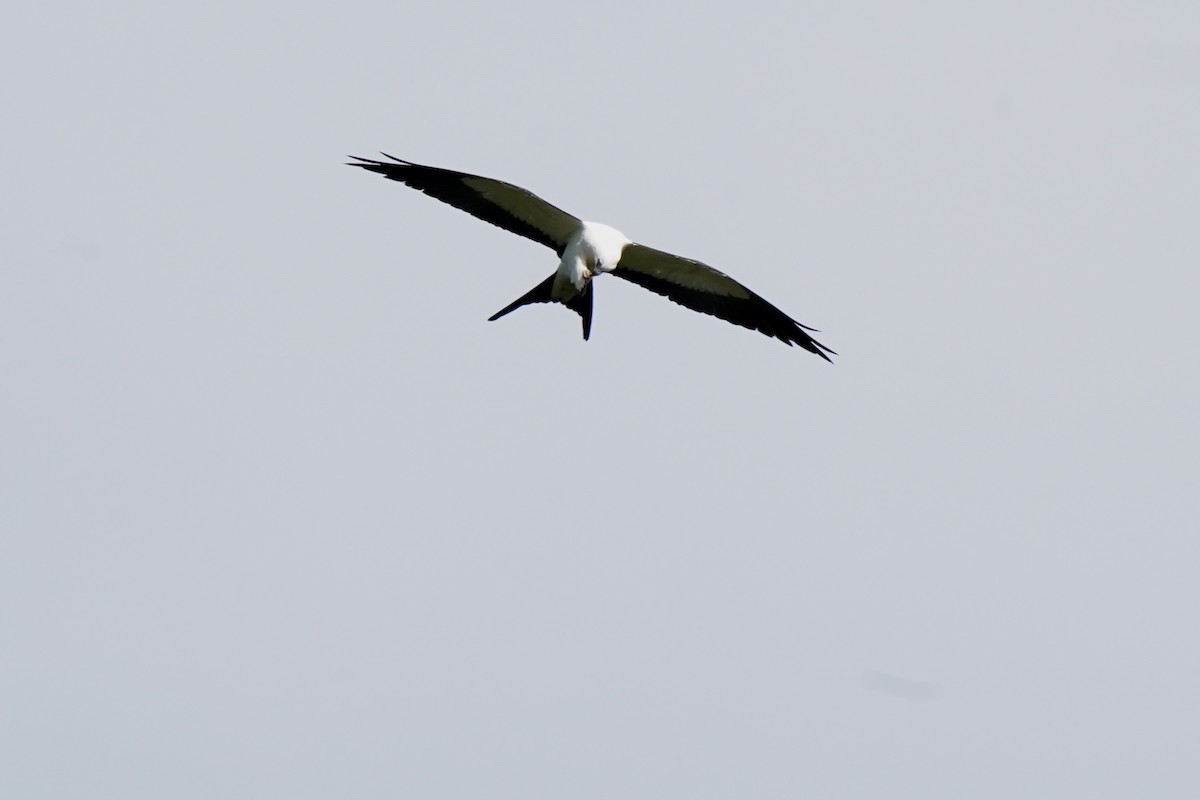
[348,154,834,361]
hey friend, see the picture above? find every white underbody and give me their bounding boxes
[552,221,632,300]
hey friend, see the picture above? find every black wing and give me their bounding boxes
[348,154,580,255]
[614,243,834,361]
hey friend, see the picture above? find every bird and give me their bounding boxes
[347,154,834,361]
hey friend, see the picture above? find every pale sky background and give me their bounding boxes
[3,1,1199,797]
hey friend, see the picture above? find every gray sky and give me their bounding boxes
[3,1,1199,797]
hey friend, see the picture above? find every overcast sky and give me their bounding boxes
[3,1,1199,797]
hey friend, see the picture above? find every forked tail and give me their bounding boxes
[488,274,594,340]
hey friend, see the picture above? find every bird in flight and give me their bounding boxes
[348,154,834,361]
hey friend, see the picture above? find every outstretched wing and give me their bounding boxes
[347,154,582,255]
[614,243,834,361]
